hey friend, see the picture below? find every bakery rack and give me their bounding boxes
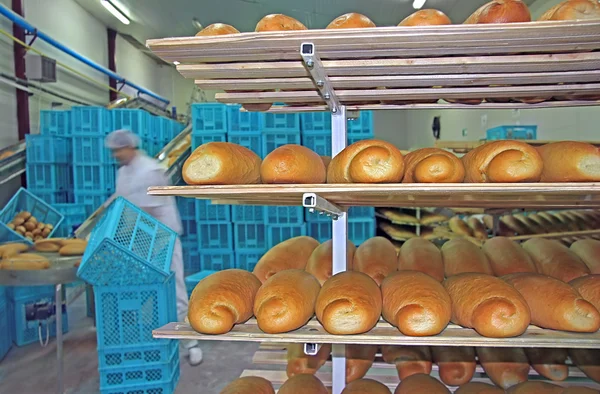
[146,20,600,393]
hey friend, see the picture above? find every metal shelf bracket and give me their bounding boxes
[304,343,321,356]
[300,42,340,113]
[303,193,344,221]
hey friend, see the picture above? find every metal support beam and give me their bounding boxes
[300,43,340,113]
[107,28,117,102]
[303,193,343,220]
[12,0,28,188]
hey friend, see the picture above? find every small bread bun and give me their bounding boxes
[327,13,376,29]
[539,0,600,21]
[261,145,326,184]
[399,9,452,26]
[464,0,531,24]
[196,23,240,36]
[256,14,307,32]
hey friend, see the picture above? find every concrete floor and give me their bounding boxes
[0,291,260,394]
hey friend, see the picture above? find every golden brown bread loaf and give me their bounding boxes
[346,345,378,382]
[482,237,537,276]
[352,237,397,285]
[455,382,504,394]
[394,374,450,394]
[477,347,530,389]
[501,215,529,235]
[570,275,600,311]
[315,271,382,334]
[382,346,432,380]
[59,242,87,256]
[522,238,590,282]
[503,273,600,332]
[562,387,600,394]
[261,145,326,184]
[443,273,530,337]
[342,379,391,394]
[253,236,320,283]
[286,343,332,377]
[464,0,531,24]
[524,348,569,381]
[468,217,488,241]
[305,239,357,285]
[397,238,444,282]
[399,9,452,26]
[448,217,473,237]
[539,0,600,21]
[514,214,546,234]
[0,242,29,258]
[402,148,465,183]
[569,348,600,383]
[441,238,493,276]
[381,271,451,336]
[432,346,476,386]
[33,239,61,253]
[571,239,600,274]
[537,142,600,182]
[183,142,261,185]
[505,381,564,394]
[327,140,405,183]
[327,13,376,29]
[219,376,275,394]
[196,23,240,36]
[188,269,261,334]
[256,14,307,31]
[254,270,320,333]
[278,374,328,394]
[462,141,543,183]
[0,253,50,270]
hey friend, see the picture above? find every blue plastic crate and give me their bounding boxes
[9,293,68,346]
[7,285,54,301]
[192,133,226,150]
[349,218,376,246]
[183,249,201,275]
[227,105,263,133]
[78,198,177,286]
[304,208,331,223]
[347,111,374,137]
[74,192,110,216]
[265,206,304,225]
[263,113,300,133]
[486,125,537,140]
[40,110,71,136]
[31,190,71,205]
[232,205,266,224]
[197,222,233,250]
[99,364,179,394]
[348,135,371,146]
[27,164,72,192]
[26,135,71,163]
[301,112,332,134]
[99,351,179,390]
[228,132,262,157]
[267,224,307,248]
[195,200,231,222]
[53,203,87,237]
[72,135,115,164]
[73,164,116,194]
[176,197,196,221]
[234,223,266,250]
[180,218,198,242]
[192,104,228,134]
[262,132,301,157]
[348,207,375,219]
[235,250,265,272]
[0,188,64,244]
[199,250,234,271]
[71,106,113,135]
[98,340,178,370]
[185,270,217,297]
[95,273,176,348]
[152,117,176,143]
[307,221,331,243]
[112,109,152,138]
[302,133,332,156]
[0,298,10,361]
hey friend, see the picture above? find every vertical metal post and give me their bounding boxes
[331,105,347,394]
[12,0,29,187]
[107,28,117,102]
[55,284,64,394]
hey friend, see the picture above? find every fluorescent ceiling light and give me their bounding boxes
[413,0,427,9]
[101,0,130,25]
[173,61,180,65]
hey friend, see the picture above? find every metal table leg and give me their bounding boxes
[55,283,64,394]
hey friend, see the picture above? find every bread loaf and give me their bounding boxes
[569,349,600,383]
[315,271,382,334]
[501,215,530,235]
[464,0,531,24]
[522,238,590,282]
[503,273,600,332]
[399,9,452,26]
[342,379,391,394]
[468,217,488,241]
[462,141,543,183]
[327,140,405,183]
[0,242,29,259]
[394,374,450,394]
[183,142,261,185]
[305,239,357,285]
[448,217,473,237]
[455,382,504,394]
[34,239,61,253]
[443,273,530,337]
[477,347,530,389]
[538,142,600,182]
[432,346,476,386]
[0,253,50,270]
[188,269,261,334]
[441,238,493,276]
[278,374,328,394]
[514,214,546,234]
[219,376,275,394]
[524,348,569,381]
[261,145,326,184]
[570,275,600,311]
[59,242,87,256]
[562,387,600,394]
[346,345,378,382]
[505,381,564,394]
[254,270,320,333]
[286,343,332,377]
[196,23,240,36]
[381,271,451,336]
[482,237,537,276]
[353,237,398,285]
[253,236,320,283]
[571,239,600,274]
[402,148,465,183]
[256,14,307,31]
[397,238,444,282]
[382,346,432,379]
[327,13,376,29]
[539,0,600,21]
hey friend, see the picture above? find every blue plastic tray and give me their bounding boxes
[486,125,537,140]
[185,270,216,297]
[99,363,179,394]
[267,224,307,248]
[26,135,71,163]
[264,206,304,225]
[30,190,71,205]
[234,223,266,250]
[263,113,300,133]
[74,192,111,217]
[71,106,113,136]
[99,351,178,389]
[307,221,331,243]
[27,164,72,192]
[232,205,265,224]
[195,200,231,222]
[40,110,71,136]
[227,105,262,133]
[53,203,88,237]
[300,112,332,134]
[112,109,152,138]
[197,222,233,250]
[191,104,228,134]
[347,111,374,136]
[228,132,262,157]
[199,250,234,271]
[262,132,301,157]
[97,340,178,369]
[72,135,115,164]
[73,164,117,194]
[349,218,376,246]
[191,133,226,150]
[235,250,265,272]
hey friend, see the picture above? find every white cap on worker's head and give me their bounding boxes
[105,129,141,149]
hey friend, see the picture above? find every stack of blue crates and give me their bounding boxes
[52,203,88,238]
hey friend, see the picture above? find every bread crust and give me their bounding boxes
[403,148,465,183]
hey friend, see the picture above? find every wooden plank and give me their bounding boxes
[508,229,600,242]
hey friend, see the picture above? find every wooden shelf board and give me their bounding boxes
[153,320,600,349]
[148,183,600,209]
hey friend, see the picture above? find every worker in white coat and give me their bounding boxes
[105,129,203,365]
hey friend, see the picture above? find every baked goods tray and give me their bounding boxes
[0,253,80,286]
[148,183,600,209]
[153,319,600,349]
